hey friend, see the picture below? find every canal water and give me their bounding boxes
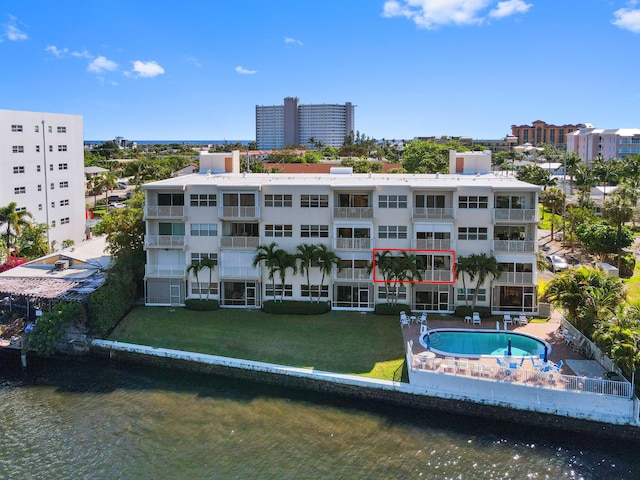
[1,354,638,479]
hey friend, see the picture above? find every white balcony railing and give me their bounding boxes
[493,208,537,222]
[412,207,454,220]
[218,206,260,219]
[144,235,186,249]
[144,205,185,219]
[412,239,451,250]
[332,207,373,219]
[492,240,536,252]
[419,270,453,282]
[493,272,535,284]
[219,265,260,279]
[219,236,261,249]
[145,264,186,277]
[334,237,372,250]
[334,268,371,280]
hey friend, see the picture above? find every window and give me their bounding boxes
[34,125,39,133]
[37,185,42,192]
[36,165,41,172]
[191,282,218,296]
[190,253,218,266]
[57,126,67,133]
[14,187,26,194]
[57,145,67,152]
[16,207,26,213]
[49,145,53,152]
[378,226,407,239]
[189,194,216,207]
[190,223,218,236]
[51,220,55,228]
[495,195,525,209]
[38,204,42,211]
[378,195,407,208]
[300,224,329,237]
[60,199,69,207]
[50,164,54,171]
[265,194,292,207]
[457,288,487,302]
[12,146,24,153]
[265,224,292,237]
[158,193,185,206]
[158,222,185,236]
[301,194,328,207]
[415,194,445,209]
[378,285,407,300]
[61,217,70,225]
[11,125,23,132]
[13,166,25,174]
[266,284,293,298]
[458,227,488,240]
[59,181,69,188]
[458,196,488,208]
[301,285,329,298]
[58,163,68,170]
[48,126,52,133]
[51,202,55,209]
[36,146,40,153]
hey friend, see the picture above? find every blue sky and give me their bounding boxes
[2,1,640,141]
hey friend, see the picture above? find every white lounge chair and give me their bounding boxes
[517,315,528,326]
[472,312,481,325]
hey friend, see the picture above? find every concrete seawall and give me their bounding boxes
[90,340,640,441]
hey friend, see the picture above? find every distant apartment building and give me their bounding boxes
[511,120,582,148]
[0,109,85,247]
[566,125,640,164]
[142,150,540,315]
[256,97,355,149]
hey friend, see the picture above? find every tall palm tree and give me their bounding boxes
[199,257,216,301]
[395,251,423,308]
[602,193,635,270]
[315,244,341,304]
[274,250,297,302]
[369,250,394,303]
[466,253,501,310]
[573,164,596,206]
[455,255,476,308]
[187,261,205,300]
[296,243,319,302]
[0,202,33,247]
[253,242,282,301]
[98,171,120,211]
[540,186,566,241]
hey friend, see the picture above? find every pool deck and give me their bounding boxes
[402,309,583,376]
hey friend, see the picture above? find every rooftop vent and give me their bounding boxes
[54,260,69,271]
[329,167,353,175]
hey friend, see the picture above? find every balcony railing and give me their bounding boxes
[493,272,535,284]
[334,237,372,250]
[144,205,185,219]
[219,266,260,279]
[219,236,261,249]
[144,235,186,249]
[333,207,373,219]
[334,268,371,280]
[492,240,536,253]
[419,270,453,282]
[145,264,186,277]
[412,208,454,220]
[493,208,537,222]
[218,206,260,219]
[412,239,451,250]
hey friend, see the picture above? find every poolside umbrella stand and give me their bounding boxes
[543,345,548,363]
[507,338,512,356]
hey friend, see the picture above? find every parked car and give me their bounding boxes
[117,181,127,189]
[108,202,127,209]
[546,255,568,272]
[107,195,121,203]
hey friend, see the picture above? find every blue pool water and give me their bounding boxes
[421,329,549,357]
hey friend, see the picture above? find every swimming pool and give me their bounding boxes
[420,329,550,358]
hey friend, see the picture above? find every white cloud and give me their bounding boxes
[71,49,92,58]
[3,14,28,41]
[382,0,531,29]
[186,56,202,67]
[489,0,532,19]
[88,56,119,73]
[612,7,640,33]
[45,45,69,57]
[129,60,165,78]
[235,65,257,75]
[284,36,303,46]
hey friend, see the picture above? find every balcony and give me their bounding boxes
[144,205,185,219]
[492,240,536,253]
[493,272,536,284]
[412,208,454,220]
[334,268,371,280]
[219,236,261,249]
[334,237,372,250]
[144,235,186,249]
[333,207,373,219]
[419,270,454,282]
[145,264,186,277]
[219,265,260,279]
[412,239,451,250]
[218,206,260,219]
[493,209,536,222]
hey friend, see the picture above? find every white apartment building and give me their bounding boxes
[567,125,640,164]
[142,151,540,314]
[1,109,85,248]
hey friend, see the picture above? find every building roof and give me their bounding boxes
[84,166,109,175]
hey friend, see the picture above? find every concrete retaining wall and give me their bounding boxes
[90,340,640,441]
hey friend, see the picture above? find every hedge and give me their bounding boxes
[374,303,412,316]
[185,299,220,311]
[262,300,331,315]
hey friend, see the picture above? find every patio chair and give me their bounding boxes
[518,315,528,326]
[457,358,469,374]
[496,358,510,376]
[472,312,481,325]
[443,357,457,373]
[420,324,429,336]
[571,337,586,354]
[418,313,427,325]
[400,315,410,328]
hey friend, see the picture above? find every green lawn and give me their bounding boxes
[625,266,640,302]
[109,307,406,381]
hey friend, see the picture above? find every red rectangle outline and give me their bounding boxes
[371,248,456,285]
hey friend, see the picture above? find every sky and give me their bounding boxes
[1,0,640,142]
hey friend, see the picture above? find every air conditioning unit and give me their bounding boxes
[54,260,69,271]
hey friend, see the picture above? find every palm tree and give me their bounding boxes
[315,244,341,303]
[602,193,635,270]
[187,261,206,300]
[200,257,216,301]
[455,255,476,308]
[466,253,501,310]
[0,202,33,247]
[274,250,297,301]
[98,171,119,211]
[395,251,423,308]
[253,242,282,301]
[540,187,566,241]
[296,243,319,302]
[573,164,596,206]
[370,250,394,303]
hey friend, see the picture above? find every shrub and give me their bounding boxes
[28,302,85,355]
[374,303,411,316]
[454,306,491,318]
[185,299,219,311]
[262,300,330,315]
[618,252,636,278]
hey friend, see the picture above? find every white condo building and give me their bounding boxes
[142,151,540,314]
[566,125,640,164]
